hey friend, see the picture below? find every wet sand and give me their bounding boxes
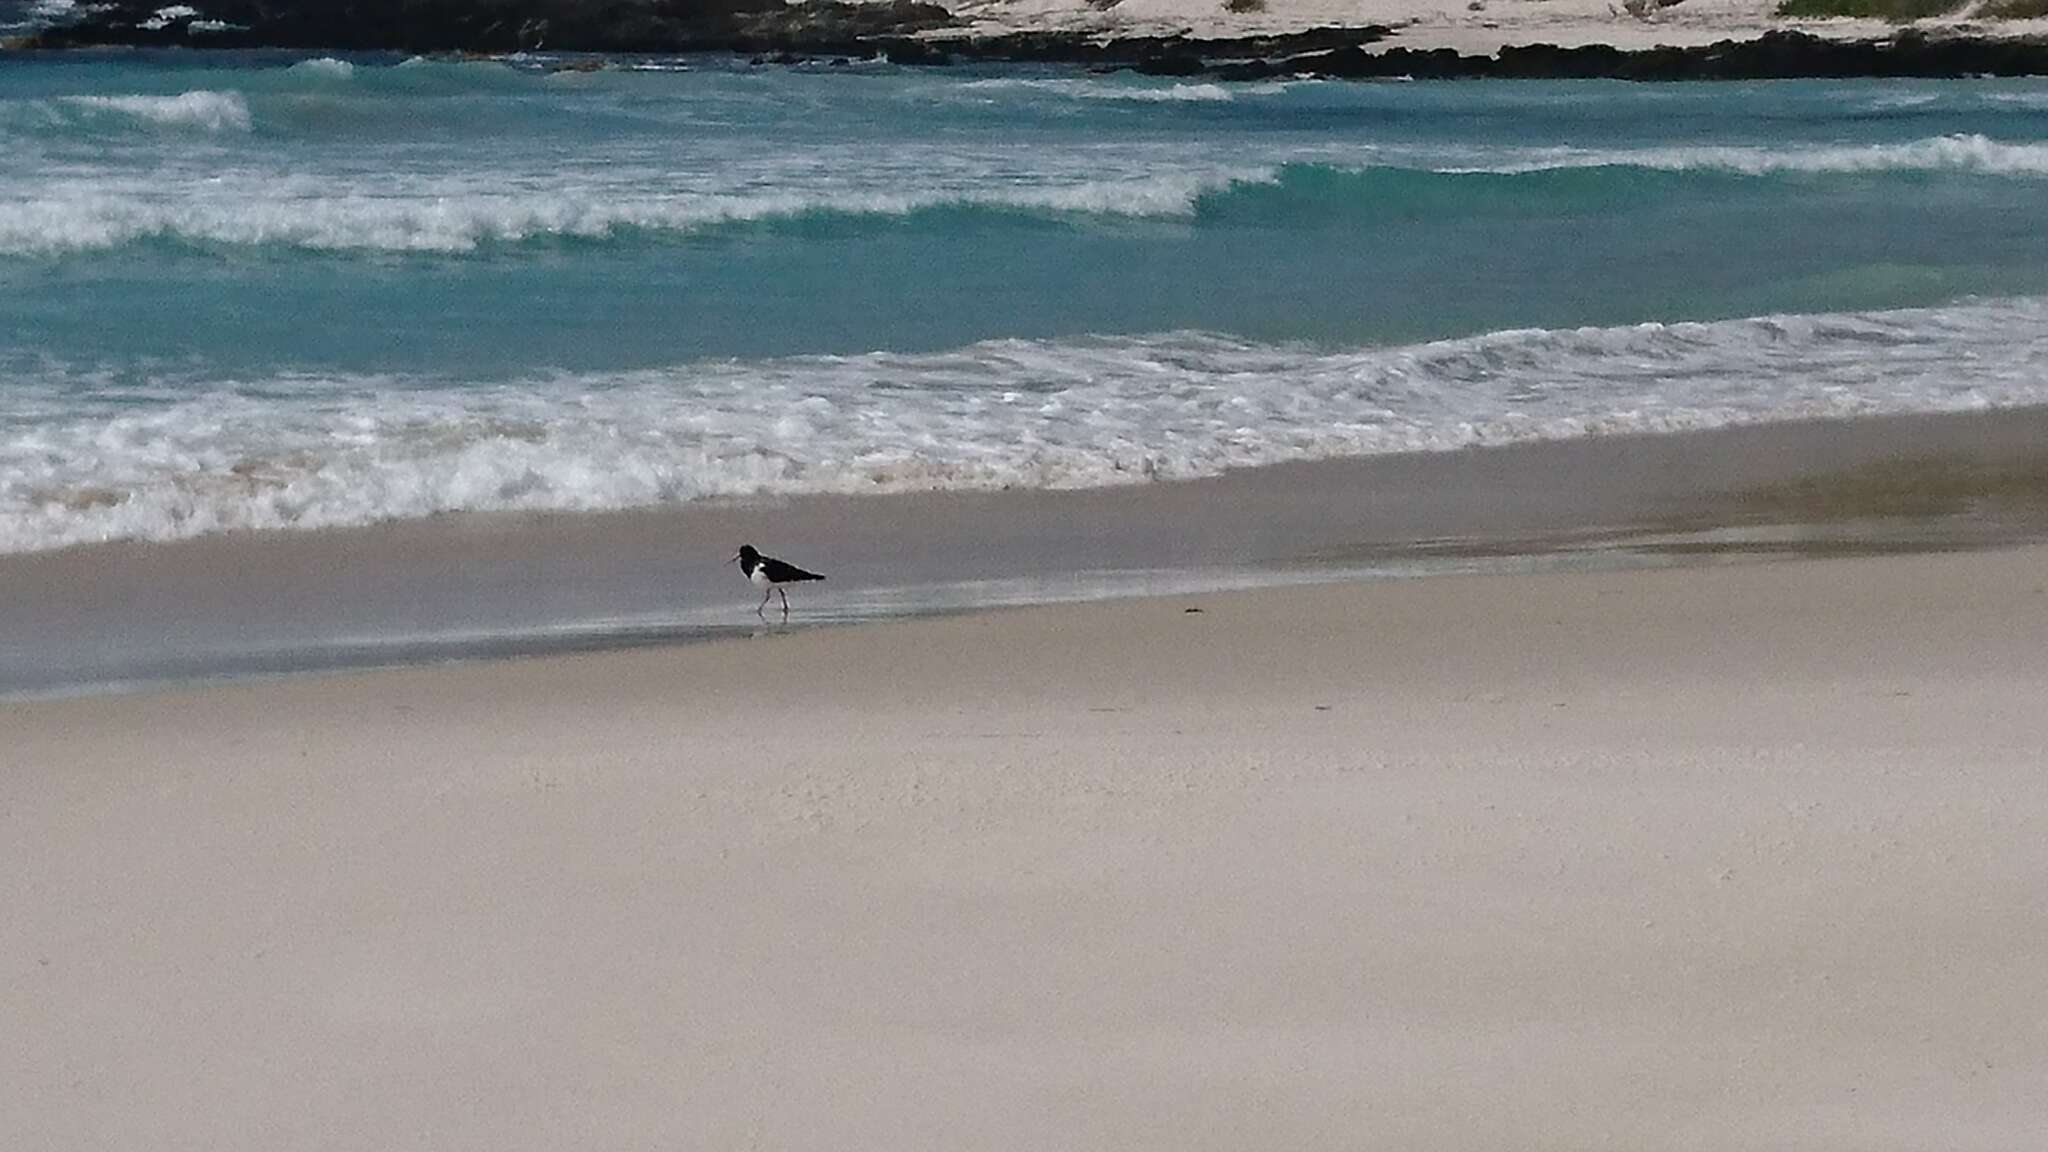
[7,404,2048,696]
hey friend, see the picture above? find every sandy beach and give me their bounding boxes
[7,541,2046,1149]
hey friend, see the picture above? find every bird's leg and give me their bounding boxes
[757,588,772,618]
[779,587,790,620]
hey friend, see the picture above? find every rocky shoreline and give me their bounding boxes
[12,0,2048,78]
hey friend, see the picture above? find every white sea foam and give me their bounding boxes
[0,167,1274,256]
[1462,134,2048,177]
[1863,91,1941,111]
[1092,82,1238,103]
[1981,91,2048,110]
[52,90,252,132]
[288,57,356,80]
[8,126,2043,258]
[8,297,2048,554]
[958,77,1247,102]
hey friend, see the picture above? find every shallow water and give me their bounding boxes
[8,54,2048,553]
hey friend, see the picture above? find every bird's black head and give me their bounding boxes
[733,545,759,566]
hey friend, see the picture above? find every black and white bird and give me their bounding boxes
[731,544,824,620]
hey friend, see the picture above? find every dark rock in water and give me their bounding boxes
[881,38,952,65]
[1255,29,2048,80]
[1498,41,1626,78]
[1209,59,1280,80]
[1134,51,1205,76]
[736,0,950,41]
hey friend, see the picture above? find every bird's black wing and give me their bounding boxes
[761,556,825,583]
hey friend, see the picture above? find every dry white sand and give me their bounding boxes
[943,0,2048,55]
[6,546,2047,1149]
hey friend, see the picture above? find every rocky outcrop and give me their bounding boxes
[18,0,942,53]
[17,1,2048,79]
[1210,29,2048,79]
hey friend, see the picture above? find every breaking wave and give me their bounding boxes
[9,89,258,133]
[7,296,2048,553]
[8,130,2048,258]
[1471,133,2048,177]
[287,57,357,81]
[0,167,1277,255]
[957,77,1279,102]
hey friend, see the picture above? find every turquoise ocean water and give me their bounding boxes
[6,52,2048,554]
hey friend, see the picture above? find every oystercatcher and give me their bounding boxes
[731,544,824,620]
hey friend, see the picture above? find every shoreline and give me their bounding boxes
[8,403,2048,699]
[8,536,2046,1148]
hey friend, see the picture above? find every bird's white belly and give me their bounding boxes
[749,566,770,587]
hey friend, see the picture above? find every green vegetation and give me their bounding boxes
[1774,0,1965,20]
[1982,0,2048,18]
